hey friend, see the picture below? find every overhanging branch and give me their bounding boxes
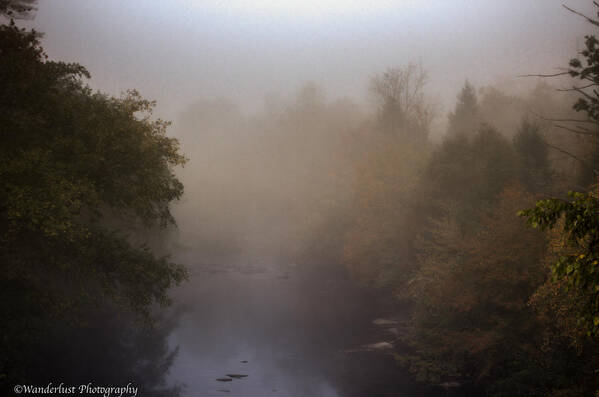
[545,141,599,175]
[563,4,599,27]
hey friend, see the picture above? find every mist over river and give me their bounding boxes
[165,254,447,397]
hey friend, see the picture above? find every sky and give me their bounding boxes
[23,0,598,120]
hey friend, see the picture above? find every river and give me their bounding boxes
[165,255,447,397]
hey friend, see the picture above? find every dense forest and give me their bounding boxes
[3,0,599,396]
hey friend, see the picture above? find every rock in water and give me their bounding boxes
[440,381,460,389]
[216,378,232,382]
[364,341,394,350]
[386,327,399,336]
[226,374,248,379]
[373,318,398,326]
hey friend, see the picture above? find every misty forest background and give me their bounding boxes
[3,0,599,396]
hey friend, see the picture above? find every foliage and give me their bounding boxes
[342,136,427,288]
[10,301,183,396]
[513,119,553,193]
[520,2,599,339]
[340,64,433,287]
[0,18,187,386]
[391,76,574,393]
[0,0,35,19]
[335,4,599,396]
[418,124,517,233]
[568,35,599,125]
[519,188,599,336]
[544,4,599,184]
[404,186,546,389]
[523,224,599,397]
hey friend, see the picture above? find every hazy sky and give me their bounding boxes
[25,0,597,119]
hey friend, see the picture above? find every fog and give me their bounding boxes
[27,0,592,255]
[6,0,599,396]
[28,0,593,119]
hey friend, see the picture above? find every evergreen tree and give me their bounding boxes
[513,119,552,193]
[448,80,480,137]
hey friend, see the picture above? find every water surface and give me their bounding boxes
[167,258,443,397]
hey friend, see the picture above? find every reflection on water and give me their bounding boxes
[167,268,339,396]
[166,258,443,397]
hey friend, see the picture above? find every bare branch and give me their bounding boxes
[518,72,570,78]
[554,124,599,137]
[545,141,598,175]
[582,75,599,84]
[557,83,599,91]
[563,4,599,26]
[528,109,599,125]
[573,86,596,101]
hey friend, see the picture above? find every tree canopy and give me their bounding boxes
[0,17,187,387]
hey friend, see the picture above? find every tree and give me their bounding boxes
[403,186,546,390]
[520,189,599,336]
[524,4,599,185]
[0,0,35,19]
[513,119,552,193]
[341,64,434,288]
[520,3,599,338]
[447,80,480,137]
[369,63,432,141]
[342,135,426,287]
[419,124,517,232]
[0,18,187,386]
